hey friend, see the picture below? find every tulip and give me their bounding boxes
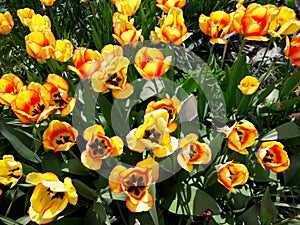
[28,14,51,32]
[153,7,192,45]
[285,34,300,67]
[217,161,249,191]
[17,8,35,27]
[237,76,259,95]
[112,12,128,26]
[268,6,300,37]
[177,133,212,172]
[40,0,56,6]
[219,121,259,154]
[52,39,74,62]
[44,74,76,116]
[134,47,172,80]
[233,3,278,41]
[126,109,178,157]
[43,120,78,152]
[109,158,159,212]
[145,96,181,132]
[81,125,123,170]
[156,0,186,13]
[0,11,14,34]
[0,74,24,106]
[112,16,143,46]
[11,83,56,123]
[26,172,77,224]
[0,155,22,188]
[199,11,234,44]
[113,0,141,16]
[67,47,102,80]
[25,30,56,61]
[256,141,290,173]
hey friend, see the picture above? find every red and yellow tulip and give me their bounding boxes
[126,109,178,158]
[237,75,259,95]
[26,172,77,224]
[145,96,181,132]
[0,155,22,188]
[0,74,24,106]
[0,11,14,34]
[17,8,35,27]
[67,47,102,80]
[134,47,172,80]
[177,133,212,172]
[285,34,300,67]
[81,125,123,170]
[40,0,56,6]
[44,74,76,116]
[11,83,56,123]
[113,0,141,16]
[52,39,74,62]
[109,158,159,212]
[256,141,290,173]
[156,0,186,13]
[217,161,249,191]
[199,11,234,44]
[219,121,259,154]
[43,120,78,152]
[152,7,192,45]
[25,30,56,61]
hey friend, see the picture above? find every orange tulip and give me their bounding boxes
[52,39,74,62]
[134,47,172,80]
[285,34,300,67]
[28,14,51,32]
[199,11,234,44]
[0,155,23,188]
[145,96,181,132]
[177,133,212,172]
[268,6,300,38]
[113,0,141,16]
[0,74,24,106]
[11,83,56,123]
[126,109,178,158]
[0,11,14,34]
[156,0,186,13]
[219,121,259,154]
[112,16,143,46]
[25,30,56,61]
[40,0,56,6]
[17,8,35,27]
[44,74,76,116]
[233,3,278,41]
[256,141,290,173]
[81,124,123,170]
[237,76,259,95]
[67,47,102,80]
[109,158,159,212]
[43,120,78,152]
[217,161,249,191]
[26,172,77,224]
[153,7,192,45]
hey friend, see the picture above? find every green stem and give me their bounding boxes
[116,201,128,225]
[221,42,228,68]
[5,188,18,216]
[207,44,214,66]
[256,38,274,74]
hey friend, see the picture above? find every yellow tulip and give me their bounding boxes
[40,0,56,6]
[0,11,14,34]
[238,76,259,95]
[25,30,56,61]
[0,73,24,106]
[156,0,186,13]
[17,8,35,27]
[28,14,51,32]
[26,172,78,224]
[0,155,22,188]
[256,141,290,173]
[217,161,249,191]
[52,39,74,62]
[114,0,141,16]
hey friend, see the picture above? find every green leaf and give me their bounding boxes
[149,185,159,225]
[283,154,300,185]
[0,119,41,163]
[261,122,300,141]
[22,163,38,175]
[97,94,112,126]
[280,69,300,98]
[72,179,98,201]
[16,216,30,225]
[0,215,21,225]
[260,187,277,225]
[93,202,108,223]
[61,159,90,176]
[181,77,198,94]
[239,205,261,225]
[41,151,64,177]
